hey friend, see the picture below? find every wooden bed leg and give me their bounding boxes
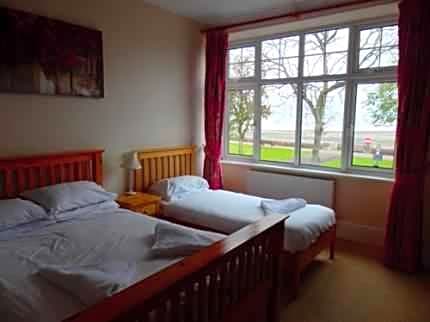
[284,256,300,302]
[289,270,300,301]
[329,240,335,260]
[329,225,336,260]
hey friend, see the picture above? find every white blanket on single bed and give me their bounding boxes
[0,205,218,322]
[151,222,225,257]
[162,190,336,253]
[261,198,307,215]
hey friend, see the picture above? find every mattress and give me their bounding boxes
[162,189,336,253]
[0,203,186,322]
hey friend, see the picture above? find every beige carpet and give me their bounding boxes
[281,241,430,322]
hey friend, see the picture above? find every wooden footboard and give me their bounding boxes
[64,214,288,322]
[284,224,336,300]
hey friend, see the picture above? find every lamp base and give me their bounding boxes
[125,191,137,196]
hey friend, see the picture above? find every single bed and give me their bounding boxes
[161,189,336,253]
[0,150,287,322]
[133,146,337,299]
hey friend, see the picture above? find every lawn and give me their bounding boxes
[228,142,393,169]
[323,157,393,169]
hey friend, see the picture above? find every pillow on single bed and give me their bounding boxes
[20,181,117,217]
[149,176,209,201]
[0,199,48,232]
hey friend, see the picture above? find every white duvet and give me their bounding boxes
[0,205,185,322]
[162,189,336,253]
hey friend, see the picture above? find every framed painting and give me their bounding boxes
[0,7,104,98]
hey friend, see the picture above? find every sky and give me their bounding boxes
[232,25,399,134]
[261,82,397,133]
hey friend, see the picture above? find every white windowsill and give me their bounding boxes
[221,159,395,183]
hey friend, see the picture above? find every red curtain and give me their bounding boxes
[203,30,228,189]
[384,0,430,273]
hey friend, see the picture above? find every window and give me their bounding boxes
[228,46,256,79]
[262,36,299,79]
[227,89,256,157]
[301,81,346,168]
[352,82,398,169]
[304,28,349,76]
[261,84,297,163]
[226,21,398,177]
[359,25,399,69]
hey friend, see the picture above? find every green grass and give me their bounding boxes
[323,157,393,169]
[229,142,295,162]
[228,142,393,169]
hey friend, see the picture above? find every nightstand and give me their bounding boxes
[117,192,161,217]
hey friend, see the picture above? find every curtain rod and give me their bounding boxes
[201,0,398,33]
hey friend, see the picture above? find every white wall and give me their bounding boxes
[0,0,204,193]
[223,162,393,248]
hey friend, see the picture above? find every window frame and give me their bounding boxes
[224,17,398,178]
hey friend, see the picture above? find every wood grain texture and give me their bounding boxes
[65,213,288,322]
[0,149,288,322]
[0,149,104,198]
[162,211,337,301]
[134,146,196,192]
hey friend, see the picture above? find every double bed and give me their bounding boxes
[134,146,337,298]
[0,150,287,322]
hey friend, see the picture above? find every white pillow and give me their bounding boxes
[149,176,209,201]
[0,199,47,232]
[20,181,117,217]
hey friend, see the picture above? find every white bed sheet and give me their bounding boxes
[0,204,184,322]
[162,190,336,253]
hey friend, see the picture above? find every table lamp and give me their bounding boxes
[122,152,142,195]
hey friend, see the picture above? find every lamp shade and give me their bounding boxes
[122,152,142,170]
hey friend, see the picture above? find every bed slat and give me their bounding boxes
[133,146,196,191]
[0,150,104,199]
[4,170,13,198]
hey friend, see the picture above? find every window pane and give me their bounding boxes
[305,34,323,55]
[304,28,349,76]
[301,81,346,168]
[359,48,379,69]
[229,48,242,63]
[360,28,382,48]
[380,47,399,67]
[262,36,299,79]
[261,84,298,163]
[382,26,398,46]
[262,39,279,59]
[228,47,255,79]
[227,89,255,157]
[352,83,398,169]
[262,60,280,79]
[326,52,348,75]
[280,36,300,57]
[326,28,349,52]
[359,25,399,69]
[280,58,299,78]
[304,54,324,76]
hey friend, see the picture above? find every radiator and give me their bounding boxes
[246,170,335,208]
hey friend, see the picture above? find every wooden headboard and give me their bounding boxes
[134,146,196,192]
[0,150,104,199]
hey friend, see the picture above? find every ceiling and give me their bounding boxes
[143,0,360,26]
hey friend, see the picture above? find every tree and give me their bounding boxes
[228,89,271,154]
[229,57,271,154]
[262,28,385,162]
[366,82,398,126]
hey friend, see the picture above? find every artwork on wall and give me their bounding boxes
[0,7,104,98]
